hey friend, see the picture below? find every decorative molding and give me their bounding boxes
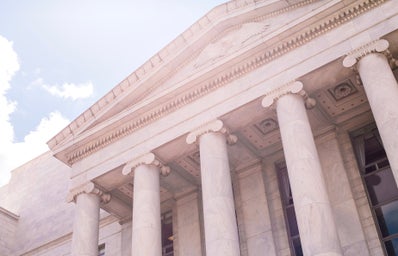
[186,119,238,145]
[261,81,316,109]
[67,182,111,204]
[62,0,386,165]
[384,49,398,69]
[343,39,389,67]
[49,0,318,151]
[0,206,19,221]
[328,80,358,101]
[122,152,171,177]
[255,118,279,135]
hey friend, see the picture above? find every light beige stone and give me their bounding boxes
[276,93,342,256]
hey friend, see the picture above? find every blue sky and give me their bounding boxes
[0,0,226,186]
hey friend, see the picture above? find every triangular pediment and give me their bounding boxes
[48,0,383,165]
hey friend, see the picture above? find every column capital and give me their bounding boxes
[261,81,316,109]
[186,119,238,145]
[122,152,171,177]
[67,182,111,204]
[343,39,389,68]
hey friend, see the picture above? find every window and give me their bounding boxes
[98,243,105,256]
[161,211,173,256]
[276,162,303,256]
[352,125,398,255]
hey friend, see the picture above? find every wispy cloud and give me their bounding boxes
[33,78,94,100]
[0,35,70,186]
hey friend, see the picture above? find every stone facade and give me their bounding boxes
[2,0,398,255]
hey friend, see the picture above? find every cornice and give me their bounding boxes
[122,152,171,177]
[0,206,19,221]
[48,0,311,151]
[186,119,238,145]
[58,0,386,165]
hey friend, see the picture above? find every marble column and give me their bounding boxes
[122,153,170,256]
[262,81,342,256]
[187,120,240,256]
[344,39,398,186]
[69,182,110,256]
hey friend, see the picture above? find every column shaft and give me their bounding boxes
[132,164,162,256]
[199,132,240,256]
[357,52,398,185]
[71,193,100,256]
[277,93,342,256]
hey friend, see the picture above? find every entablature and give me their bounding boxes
[49,0,391,170]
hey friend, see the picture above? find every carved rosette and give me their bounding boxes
[261,81,316,109]
[186,119,238,145]
[343,39,392,68]
[67,182,111,204]
[122,152,171,177]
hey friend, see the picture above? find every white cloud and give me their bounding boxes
[36,79,94,100]
[0,35,70,186]
[0,111,70,186]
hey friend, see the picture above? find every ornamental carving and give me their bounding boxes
[261,81,316,109]
[343,39,389,67]
[122,152,171,177]
[255,118,279,135]
[328,80,358,101]
[186,119,238,145]
[59,0,386,165]
[67,182,111,204]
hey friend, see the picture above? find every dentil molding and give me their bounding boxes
[60,0,387,165]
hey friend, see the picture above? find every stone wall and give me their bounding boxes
[1,152,75,255]
[317,131,370,256]
[0,207,18,256]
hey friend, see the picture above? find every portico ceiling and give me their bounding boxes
[95,29,398,220]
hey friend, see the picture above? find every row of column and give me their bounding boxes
[68,39,398,256]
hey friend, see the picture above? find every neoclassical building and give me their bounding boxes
[1,0,398,255]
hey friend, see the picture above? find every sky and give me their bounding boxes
[0,0,226,186]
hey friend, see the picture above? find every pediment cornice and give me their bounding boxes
[48,0,388,165]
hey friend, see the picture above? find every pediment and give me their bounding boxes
[47,0,386,165]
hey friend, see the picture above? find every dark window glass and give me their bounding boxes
[277,163,303,256]
[98,243,105,256]
[286,206,299,237]
[365,167,398,205]
[385,237,398,255]
[292,237,303,256]
[161,211,173,256]
[375,200,398,237]
[352,126,398,255]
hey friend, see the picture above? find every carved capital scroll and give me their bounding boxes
[186,119,238,145]
[261,81,316,109]
[122,152,171,177]
[67,182,111,204]
[343,39,390,68]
